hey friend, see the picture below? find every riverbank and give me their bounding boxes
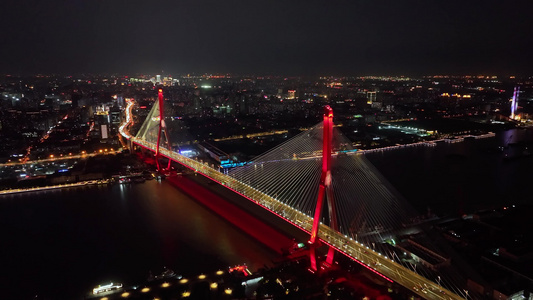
[0,179,110,196]
[361,132,496,154]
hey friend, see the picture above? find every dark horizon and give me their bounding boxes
[1,72,532,79]
[1,0,532,76]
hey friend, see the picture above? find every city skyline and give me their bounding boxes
[1,65,533,299]
[1,0,532,76]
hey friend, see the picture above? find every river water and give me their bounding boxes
[366,128,533,215]
[0,180,278,300]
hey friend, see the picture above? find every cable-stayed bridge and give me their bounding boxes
[120,90,468,300]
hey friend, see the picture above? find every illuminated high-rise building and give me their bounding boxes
[510,86,519,119]
[288,90,296,99]
[367,91,377,104]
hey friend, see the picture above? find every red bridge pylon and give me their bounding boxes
[155,88,172,172]
[308,105,339,271]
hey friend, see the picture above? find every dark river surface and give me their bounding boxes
[1,128,532,299]
[365,128,533,215]
[0,179,278,299]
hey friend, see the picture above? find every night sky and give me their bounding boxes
[1,0,532,76]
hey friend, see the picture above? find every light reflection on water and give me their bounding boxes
[0,179,277,300]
